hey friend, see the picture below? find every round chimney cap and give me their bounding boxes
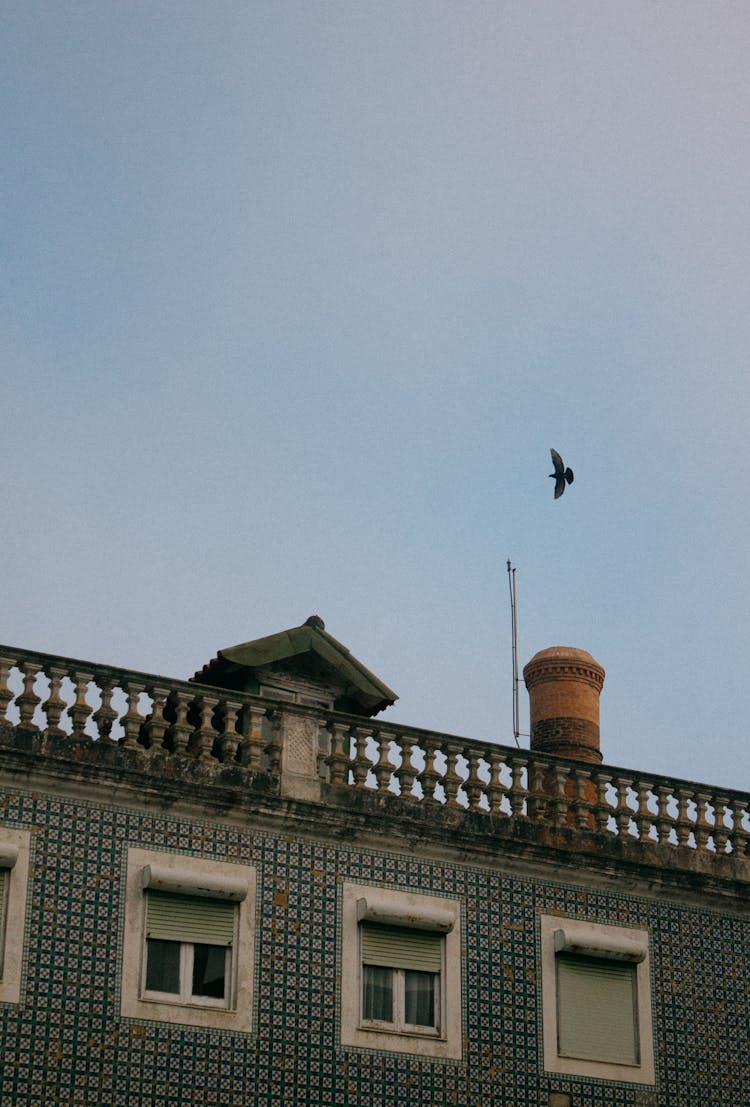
[523,646,605,688]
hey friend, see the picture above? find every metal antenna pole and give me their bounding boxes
[507,560,521,747]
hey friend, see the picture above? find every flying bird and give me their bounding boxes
[549,448,574,499]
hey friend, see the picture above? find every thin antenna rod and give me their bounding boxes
[507,560,521,747]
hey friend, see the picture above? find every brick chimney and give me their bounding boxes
[522,647,605,763]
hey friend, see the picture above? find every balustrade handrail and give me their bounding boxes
[0,643,262,707]
[319,704,750,809]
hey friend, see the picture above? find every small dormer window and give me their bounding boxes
[258,684,331,710]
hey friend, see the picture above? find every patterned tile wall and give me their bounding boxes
[1,786,748,1107]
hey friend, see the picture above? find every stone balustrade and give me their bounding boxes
[1,646,749,864]
[321,722,750,860]
[0,646,270,772]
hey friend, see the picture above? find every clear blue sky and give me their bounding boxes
[3,2,749,792]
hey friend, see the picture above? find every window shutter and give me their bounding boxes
[360,923,442,973]
[556,955,639,1065]
[146,891,235,947]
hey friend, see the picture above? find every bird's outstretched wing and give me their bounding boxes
[549,448,574,498]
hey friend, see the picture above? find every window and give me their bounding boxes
[539,914,655,1085]
[360,922,442,1033]
[556,953,638,1064]
[340,883,462,1060]
[0,827,31,1006]
[121,848,256,1032]
[142,885,237,1007]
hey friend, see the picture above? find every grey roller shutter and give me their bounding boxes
[556,955,639,1065]
[360,923,442,973]
[146,890,236,947]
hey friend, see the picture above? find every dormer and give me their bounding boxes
[191,615,397,718]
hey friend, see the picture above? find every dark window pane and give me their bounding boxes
[192,944,227,999]
[405,970,437,1027]
[363,965,393,1022]
[146,939,180,993]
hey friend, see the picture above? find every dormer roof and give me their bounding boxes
[191,615,397,717]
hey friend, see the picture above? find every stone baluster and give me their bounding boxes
[394,735,418,799]
[372,730,395,793]
[550,764,570,827]
[711,795,730,854]
[463,747,485,811]
[442,741,465,808]
[327,722,351,787]
[68,671,93,742]
[17,662,42,731]
[654,785,675,844]
[693,791,711,852]
[42,666,69,738]
[141,686,170,751]
[264,709,284,776]
[485,751,507,815]
[192,695,219,761]
[242,704,267,771]
[420,738,441,803]
[592,771,613,834]
[91,679,119,742]
[167,690,194,757]
[571,768,593,831]
[525,759,548,823]
[216,700,242,764]
[633,779,654,842]
[119,682,145,749]
[508,757,527,818]
[350,727,372,788]
[675,788,693,848]
[613,777,634,838]
[729,798,749,859]
[0,657,16,731]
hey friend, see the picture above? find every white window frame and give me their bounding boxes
[341,883,462,1060]
[360,965,441,1036]
[121,848,256,1032]
[539,914,656,1085]
[0,827,31,1006]
[142,941,231,1007]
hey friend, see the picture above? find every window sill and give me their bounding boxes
[360,1020,443,1040]
[140,991,232,1011]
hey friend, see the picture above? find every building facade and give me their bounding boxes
[0,619,748,1106]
